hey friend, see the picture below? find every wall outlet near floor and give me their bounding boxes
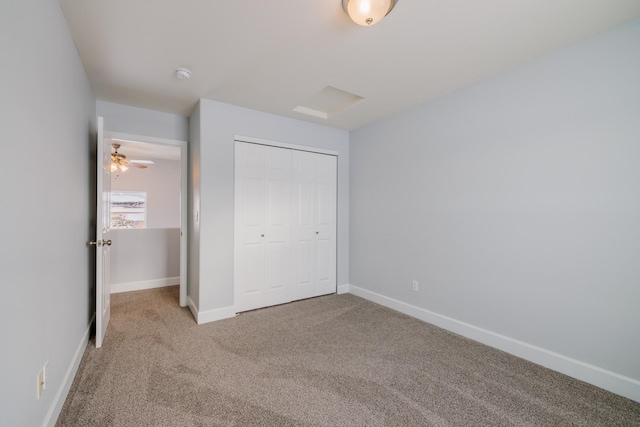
[36,363,47,399]
[412,280,419,292]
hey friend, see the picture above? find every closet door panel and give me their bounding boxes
[266,241,286,290]
[235,144,267,311]
[315,154,337,295]
[291,151,316,301]
[296,239,313,286]
[243,179,262,227]
[235,142,291,312]
[267,180,286,226]
[263,146,291,307]
[292,150,337,300]
[297,183,314,226]
[243,243,263,294]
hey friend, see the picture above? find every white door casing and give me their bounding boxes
[234,141,337,313]
[95,116,112,348]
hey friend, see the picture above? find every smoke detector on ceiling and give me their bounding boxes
[175,67,192,80]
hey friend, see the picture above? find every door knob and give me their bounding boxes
[261,234,265,237]
[89,239,112,247]
[316,231,319,234]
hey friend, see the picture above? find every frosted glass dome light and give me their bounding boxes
[342,0,398,26]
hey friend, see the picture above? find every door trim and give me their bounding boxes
[235,135,339,156]
[110,132,189,307]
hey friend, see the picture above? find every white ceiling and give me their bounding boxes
[112,139,180,162]
[59,0,640,130]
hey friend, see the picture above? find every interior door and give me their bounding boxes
[234,142,292,312]
[291,150,337,300]
[95,116,112,348]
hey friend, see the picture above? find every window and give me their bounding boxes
[111,191,147,229]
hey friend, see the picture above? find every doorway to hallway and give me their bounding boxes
[107,133,188,307]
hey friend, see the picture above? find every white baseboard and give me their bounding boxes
[44,314,94,427]
[337,284,350,295]
[187,296,199,322]
[346,285,640,403]
[187,296,236,325]
[110,277,179,294]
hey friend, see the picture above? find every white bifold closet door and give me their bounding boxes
[234,141,337,313]
[235,143,292,312]
[290,150,337,301]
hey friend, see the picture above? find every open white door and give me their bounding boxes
[94,116,112,348]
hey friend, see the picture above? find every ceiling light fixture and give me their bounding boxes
[175,67,192,80]
[111,143,150,174]
[342,0,398,26]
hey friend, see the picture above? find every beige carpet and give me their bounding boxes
[56,286,640,426]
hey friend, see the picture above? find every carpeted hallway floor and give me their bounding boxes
[56,286,640,426]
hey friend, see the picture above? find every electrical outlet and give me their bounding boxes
[412,280,419,292]
[36,363,47,399]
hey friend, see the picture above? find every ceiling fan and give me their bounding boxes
[111,143,154,172]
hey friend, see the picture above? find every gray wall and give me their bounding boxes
[0,1,96,426]
[112,158,181,228]
[110,229,180,285]
[111,159,181,287]
[190,100,349,314]
[350,18,640,384]
[97,101,189,141]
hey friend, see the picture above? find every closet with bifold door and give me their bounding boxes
[234,141,337,313]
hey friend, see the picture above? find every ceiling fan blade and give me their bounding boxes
[129,159,155,165]
[130,163,148,169]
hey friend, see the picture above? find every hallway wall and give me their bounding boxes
[0,1,97,425]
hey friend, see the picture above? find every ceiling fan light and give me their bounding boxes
[119,164,129,172]
[342,0,397,26]
[111,162,118,172]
